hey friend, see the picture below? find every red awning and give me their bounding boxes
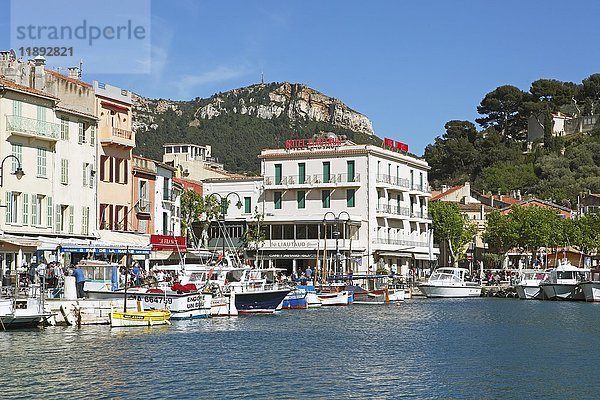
[101,101,129,112]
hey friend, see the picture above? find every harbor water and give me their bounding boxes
[1,298,599,399]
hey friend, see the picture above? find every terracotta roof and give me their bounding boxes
[45,69,93,88]
[430,184,463,201]
[0,76,59,100]
[501,198,572,213]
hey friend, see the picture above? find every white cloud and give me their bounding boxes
[174,65,249,99]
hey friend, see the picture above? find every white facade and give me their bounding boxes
[163,143,229,181]
[155,163,181,236]
[203,139,434,276]
[0,81,97,241]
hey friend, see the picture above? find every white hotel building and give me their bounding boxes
[204,136,436,276]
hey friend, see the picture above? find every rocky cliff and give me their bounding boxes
[132,82,380,173]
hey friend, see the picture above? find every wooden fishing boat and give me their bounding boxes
[109,308,171,327]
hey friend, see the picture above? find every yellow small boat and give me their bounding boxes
[110,309,171,327]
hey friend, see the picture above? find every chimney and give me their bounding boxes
[517,190,522,200]
[441,185,448,193]
[68,66,79,80]
[33,55,45,89]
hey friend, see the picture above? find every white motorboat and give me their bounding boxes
[578,268,600,302]
[539,261,589,301]
[417,267,482,298]
[515,269,550,300]
[0,296,53,329]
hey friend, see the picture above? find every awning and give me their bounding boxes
[0,235,40,249]
[378,252,414,257]
[101,101,129,112]
[60,231,152,255]
[414,253,436,261]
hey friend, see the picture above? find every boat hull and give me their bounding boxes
[540,284,585,301]
[110,309,171,327]
[352,290,386,305]
[88,289,212,319]
[234,289,291,314]
[580,282,600,302]
[417,284,482,298]
[317,291,349,306]
[515,284,545,300]
[282,289,308,309]
[0,298,52,329]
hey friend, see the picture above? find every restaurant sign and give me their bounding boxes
[150,235,187,252]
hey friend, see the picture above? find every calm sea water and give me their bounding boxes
[1,298,599,399]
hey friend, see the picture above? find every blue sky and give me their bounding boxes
[2,0,600,155]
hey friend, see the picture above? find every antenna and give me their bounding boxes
[261,71,264,84]
[79,59,83,79]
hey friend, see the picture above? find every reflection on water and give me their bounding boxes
[1,299,599,399]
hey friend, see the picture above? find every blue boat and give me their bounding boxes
[282,288,308,309]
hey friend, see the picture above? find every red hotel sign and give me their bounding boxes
[150,235,187,252]
[384,137,409,153]
[285,137,342,150]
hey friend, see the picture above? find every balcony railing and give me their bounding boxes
[136,199,151,213]
[265,173,360,186]
[6,115,59,140]
[112,127,132,140]
[374,238,428,247]
[376,204,411,216]
[376,174,410,189]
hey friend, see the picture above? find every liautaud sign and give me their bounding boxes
[268,241,318,248]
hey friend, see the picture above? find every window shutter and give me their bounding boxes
[23,193,29,225]
[31,195,37,226]
[47,196,53,227]
[55,204,61,232]
[5,191,11,223]
[68,206,74,234]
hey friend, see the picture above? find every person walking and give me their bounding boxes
[72,265,86,299]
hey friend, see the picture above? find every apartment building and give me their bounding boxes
[95,81,134,232]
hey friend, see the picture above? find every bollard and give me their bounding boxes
[63,276,77,300]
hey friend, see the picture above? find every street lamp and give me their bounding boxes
[323,211,351,279]
[206,192,243,260]
[0,155,25,187]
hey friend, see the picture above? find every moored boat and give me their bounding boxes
[0,296,53,329]
[282,287,308,309]
[317,290,349,306]
[539,261,589,301]
[515,269,550,300]
[417,267,482,298]
[109,309,171,327]
[578,268,600,302]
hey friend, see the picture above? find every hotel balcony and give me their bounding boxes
[5,115,59,141]
[374,238,429,248]
[375,174,410,190]
[409,183,432,194]
[264,173,361,189]
[99,126,135,147]
[376,204,411,218]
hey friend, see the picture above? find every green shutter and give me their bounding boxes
[275,164,282,185]
[274,191,282,210]
[297,191,305,209]
[244,197,251,214]
[298,163,305,184]
[347,160,355,182]
[347,189,355,208]
[322,190,330,208]
[323,162,330,183]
